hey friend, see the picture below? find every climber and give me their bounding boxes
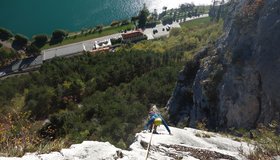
[144,110,172,135]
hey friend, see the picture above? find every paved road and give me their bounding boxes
[144,22,181,40]
[42,14,209,61]
[42,23,178,61]
[42,33,122,61]
[144,14,208,40]
[0,55,42,79]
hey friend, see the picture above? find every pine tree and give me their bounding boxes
[138,4,149,28]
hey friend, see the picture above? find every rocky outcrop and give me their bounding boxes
[167,0,280,129]
[0,126,253,160]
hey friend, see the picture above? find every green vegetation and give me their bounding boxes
[0,46,17,67]
[26,44,41,57]
[13,34,29,49]
[50,30,68,45]
[0,28,13,41]
[33,34,48,48]
[0,17,223,156]
[138,4,149,28]
[0,51,183,156]
[247,123,280,159]
[226,121,280,159]
[209,0,234,22]
[131,17,223,54]
[159,4,210,23]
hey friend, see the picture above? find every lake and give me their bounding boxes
[0,0,211,38]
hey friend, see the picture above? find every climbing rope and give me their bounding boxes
[145,124,155,160]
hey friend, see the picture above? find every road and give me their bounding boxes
[144,22,181,40]
[42,14,209,61]
[42,22,179,61]
[144,14,208,40]
[42,33,122,61]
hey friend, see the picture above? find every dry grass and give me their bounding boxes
[0,112,41,156]
[0,111,69,157]
[237,121,280,160]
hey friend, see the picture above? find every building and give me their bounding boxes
[121,30,147,43]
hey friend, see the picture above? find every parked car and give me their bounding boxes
[166,25,171,31]
[153,28,158,34]
[0,72,6,77]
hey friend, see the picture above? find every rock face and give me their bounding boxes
[0,126,253,160]
[167,0,280,129]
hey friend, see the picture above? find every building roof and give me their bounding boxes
[121,30,144,40]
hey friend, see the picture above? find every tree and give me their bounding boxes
[216,0,225,21]
[0,46,16,65]
[131,16,139,25]
[26,44,41,57]
[194,8,199,17]
[33,34,48,48]
[152,9,158,21]
[50,29,67,45]
[0,28,13,41]
[138,4,149,28]
[162,6,167,12]
[209,0,218,21]
[121,19,130,26]
[96,25,103,33]
[13,34,28,49]
[24,85,55,119]
[173,11,177,21]
[111,20,121,27]
[162,16,173,25]
[209,0,225,22]
[180,3,195,14]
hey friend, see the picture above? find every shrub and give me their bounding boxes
[13,34,28,49]
[131,16,139,23]
[145,21,157,28]
[33,34,48,48]
[186,37,199,50]
[50,29,68,45]
[162,16,173,25]
[111,20,121,26]
[0,27,13,41]
[169,28,182,37]
[24,85,55,119]
[111,37,122,45]
[26,44,41,57]
[0,112,42,156]
[121,19,130,26]
[237,121,280,159]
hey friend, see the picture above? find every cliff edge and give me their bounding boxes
[0,126,253,160]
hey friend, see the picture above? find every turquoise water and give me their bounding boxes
[0,0,211,38]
